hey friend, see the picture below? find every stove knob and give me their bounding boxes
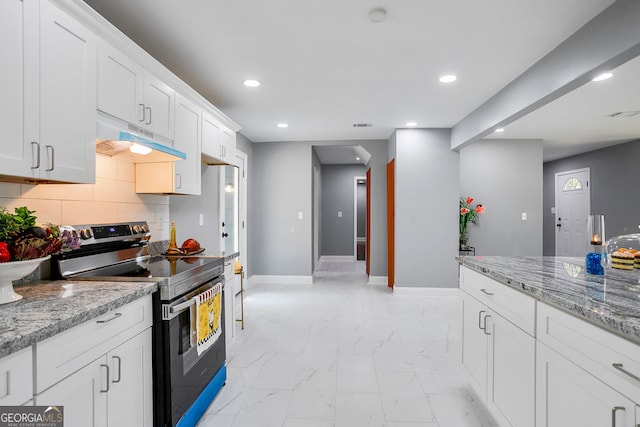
[80,228,93,240]
[132,225,141,234]
[141,224,150,233]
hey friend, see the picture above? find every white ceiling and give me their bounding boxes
[83,0,636,162]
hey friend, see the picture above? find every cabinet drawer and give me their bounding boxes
[537,302,640,403]
[0,347,33,405]
[35,295,152,393]
[460,267,536,336]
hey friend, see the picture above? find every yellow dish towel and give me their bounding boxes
[195,282,222,355]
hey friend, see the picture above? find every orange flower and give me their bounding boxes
[475,204,485,214]
[460,207,470,215]
[466,197,474,205]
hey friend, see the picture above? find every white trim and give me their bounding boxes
[319,255,354,262]
[368,276,388,285]
[248,275,313,286]
[392,287,460,297]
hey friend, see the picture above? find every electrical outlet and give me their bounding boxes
[521,212,528,221]
[338,211,343,218]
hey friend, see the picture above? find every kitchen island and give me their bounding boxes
[459,256,640,344]
[459,256,640,427]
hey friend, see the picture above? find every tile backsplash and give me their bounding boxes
[0,154,170,241]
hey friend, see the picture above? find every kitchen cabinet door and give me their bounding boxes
[461,291,488,403]
[35,357,107,427]
[0,0,38,179]
[107,329,152,427]
[0,347,33,406]
[202,110,236,164]
[143,72,175,140]
[536,342,637,427]
[487,309,535,427]
[37,0,96,183]
[172,93,201,195]
[97,41,144,125]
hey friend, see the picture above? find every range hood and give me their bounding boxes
[96,112,186,163]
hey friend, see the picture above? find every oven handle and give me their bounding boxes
[162,298,195,321]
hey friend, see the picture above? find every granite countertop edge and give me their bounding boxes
[1,280,157,359]
[459,256,640,345]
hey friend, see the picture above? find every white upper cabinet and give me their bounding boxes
[135,93,200,195]
[0,0,96,183]
[202,110,235,164]
[173,94,201,195]
[97,42,174,141]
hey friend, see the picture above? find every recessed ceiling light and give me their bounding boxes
[277,123,288,128]
[439,74,457,83]
[243,79,261,87]
[494,128,505,133]
[356,157,361,161]
[592,72,613,82]
[406,121,418,127]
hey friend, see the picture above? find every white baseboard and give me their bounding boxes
[392,287,460,297]
[368,276,388,285]
[319,256,354,262]
[247,275,313,286]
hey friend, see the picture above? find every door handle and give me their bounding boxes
[112,355,122,383]
[483,315,492,335]
[557,217,562,227]
[139,103,146,122]
[45,145,55,171]
[146,106,152,125]
[31,142,40,169]
[100,364,110,393]
[222,232,228,238]
[478,310,486,330]
[611,406,624,426]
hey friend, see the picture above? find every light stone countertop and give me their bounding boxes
[0,279,157,358]
[459,256,640,344]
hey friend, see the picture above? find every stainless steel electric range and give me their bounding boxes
[53,221,226,427]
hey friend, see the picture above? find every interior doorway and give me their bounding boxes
[555,168,590,256]
[354,176,367,261]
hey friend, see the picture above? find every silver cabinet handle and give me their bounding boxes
[100,364,110,393]
[112,355,122,383]
[31,141,40,169]
[145,106,152,125]
[480,288,494,296]
[45,145,54,171]
[478,310,486,330]
[483,315,492,335]
[611,406,625,426]
[96,312,122,324]
[139,103,146,122]
[612,363,640,383]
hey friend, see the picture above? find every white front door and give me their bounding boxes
[555,168,590,256]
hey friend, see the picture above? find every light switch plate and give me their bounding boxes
[521,212,527,221]
[338,211,343,218]
[298,211,303,220]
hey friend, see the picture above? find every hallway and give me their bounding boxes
[198,259,497,426]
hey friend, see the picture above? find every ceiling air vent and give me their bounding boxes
[607,111,640,118]
[353,123,373,128]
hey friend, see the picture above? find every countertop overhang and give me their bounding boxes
[459,256,640,345]
[0,280,157,358]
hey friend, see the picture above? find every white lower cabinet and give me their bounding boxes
[0,347,33,405]
[460,266,536,427]
[536,342,637,427]
[34,296,153,427]
[35,357,107,427]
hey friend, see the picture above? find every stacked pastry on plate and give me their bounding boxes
[610,248,638,270]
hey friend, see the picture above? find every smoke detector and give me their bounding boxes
[369,8,386,23]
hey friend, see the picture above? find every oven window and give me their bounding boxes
[178,309,193,355]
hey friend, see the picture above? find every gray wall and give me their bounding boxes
[250,139,388,277]
[543,139,640,255]
[320,164,366,256]
[460,139,543,256]
[393,129,460,288]
[169,165,221,251]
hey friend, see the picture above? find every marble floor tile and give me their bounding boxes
[197,259,497,427]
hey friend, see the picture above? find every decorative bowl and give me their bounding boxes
[0,256,50,305]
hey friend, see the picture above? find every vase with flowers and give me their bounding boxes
[459,196,485,248]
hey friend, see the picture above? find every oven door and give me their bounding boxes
[153,278,226,427]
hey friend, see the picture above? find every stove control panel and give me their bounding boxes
[69,221,150,246]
